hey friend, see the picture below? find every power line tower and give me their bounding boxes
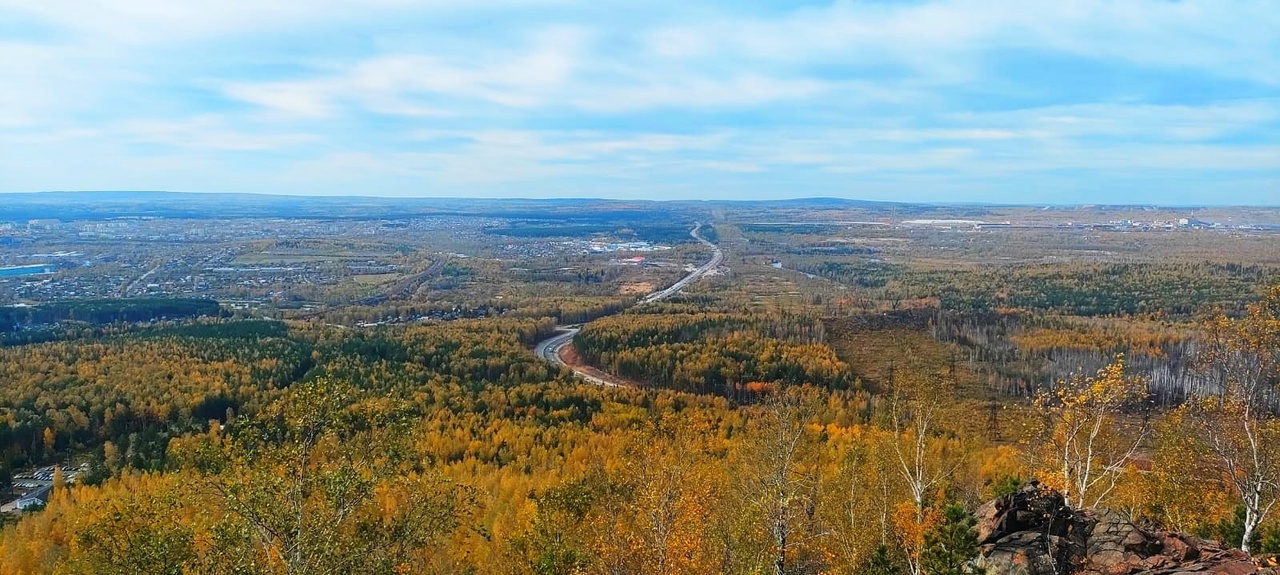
[986,402,1001,442]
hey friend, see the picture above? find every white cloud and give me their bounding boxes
[221,28,585,117]
[572,73,828,112]
[221,26,828,117]
[643,0,1280,86]
[222,82,337,119]
[404,129,727,163]
[0,0,566,45]
[947,100,1280,141]
[209,0,1280,122]
[2,0,1277,201]
[0,41,131,127]
[693,160,765,173]
[119,117,318,150]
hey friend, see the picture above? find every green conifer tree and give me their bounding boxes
[920,503,986,575]
[865,544,902,575]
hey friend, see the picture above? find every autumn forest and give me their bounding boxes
[0,197,1278,575]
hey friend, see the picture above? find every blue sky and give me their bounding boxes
[1,1,1278,204]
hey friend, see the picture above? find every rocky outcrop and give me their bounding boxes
[974,483,1275,575]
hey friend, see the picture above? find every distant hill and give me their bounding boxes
[0,191,1256,223]
[0,191,687,222]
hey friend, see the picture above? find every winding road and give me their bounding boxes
[533,326,620,387]
[534,223,723,386]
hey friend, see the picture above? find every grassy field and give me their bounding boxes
[352,273,403,285]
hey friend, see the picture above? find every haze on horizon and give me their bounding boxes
[2,1,1278,205]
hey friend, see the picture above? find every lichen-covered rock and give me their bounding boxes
[975,484,1271,575]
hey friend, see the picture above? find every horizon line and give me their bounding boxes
[2,190,1278,209]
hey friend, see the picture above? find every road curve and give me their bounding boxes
[534,223,722,385]
[534,326,620,387]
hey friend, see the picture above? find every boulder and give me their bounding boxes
[1084,510,1162,571]
[975,484,1275,575]
[978,531,1061,575]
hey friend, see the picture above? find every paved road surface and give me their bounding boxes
[638,223,723,304]
[534,223,721,386]
[533,326,619,387]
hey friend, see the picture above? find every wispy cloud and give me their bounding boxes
[119,117,319,151]
[221,27,827,116]
[1,0,1277,203]
[227,27,583,114]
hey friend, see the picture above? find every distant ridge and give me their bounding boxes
[0,190,1255,222]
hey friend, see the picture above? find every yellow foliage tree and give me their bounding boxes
[1189,285,1280,553]
[887,368,966,575]
[1032,354,1148,509]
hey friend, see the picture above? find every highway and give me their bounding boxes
[534,327,578,364]
[533,326,619,387]
[638,222,723,304]
[534,223,722,386]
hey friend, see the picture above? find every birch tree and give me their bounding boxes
[888,370,964,575]
[1034,354,1148,509]
[742,386,825,575]
[1191,285,1280,553]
